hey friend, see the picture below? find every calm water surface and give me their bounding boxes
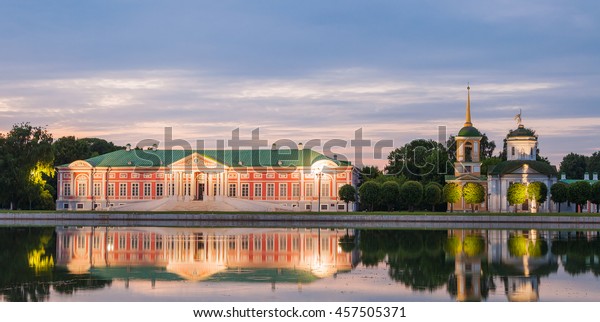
[1,226,600,302]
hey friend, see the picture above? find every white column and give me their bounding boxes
[175,172,180,197]
[191,172,196,199]
[332,172,337,198]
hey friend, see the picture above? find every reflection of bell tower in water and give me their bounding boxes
[449,86,488,212]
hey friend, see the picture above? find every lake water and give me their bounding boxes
[1,226,599,302]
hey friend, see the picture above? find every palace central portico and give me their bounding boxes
[56,146,358,212]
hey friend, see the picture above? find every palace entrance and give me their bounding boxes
[197,183,205,201]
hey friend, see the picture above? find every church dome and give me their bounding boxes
[458,126,482,137]
[507,125,536,138]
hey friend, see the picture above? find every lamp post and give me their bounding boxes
[317,171,323,213]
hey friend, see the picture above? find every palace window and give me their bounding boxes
[155,235,163,250]
[241,184,249,197]
[169,183,175,196]
[279,184,287,199]
[93,183,101,196]
[118,235,126,249]
[305,183,314,197]
[321,183,330,197]
[512,146,516,156]
[119,183,127,197]
[253,235,262,251]
[266,236,274,251]
[292,183,300,197]
[144,183,151,196]
[254,183,262,197]
[266,183,275,197]
[156,183,164,197]
[131,183,139,197]
[279,236,287,251]
[131,235,138,249]
[63,183,71,196]
[143,235,151,250]
[77,182,87,196]
[229,184,236,197]
[107,183,115,197]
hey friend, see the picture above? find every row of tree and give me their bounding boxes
[0,123,123,210]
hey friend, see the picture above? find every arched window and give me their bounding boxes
[465,142,473,162]
[511,146,515,156]
[76,175,88,196]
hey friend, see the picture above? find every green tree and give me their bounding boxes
[462,182,485,213]
[443,183,462,213]
[381,181,400,211]
[587,151,600,176]
[0,123,54,209]
[550,182,569,213]
[480,156,502,175]
[591,182,600,213]
[338,184,356,212]
[423,182,442,211]
[527,181,548,212]
[507,182,527,213]
[385,139,449,184]
[52,136,91,166]
[560,153,588,180]
[359,165,383,182]
[359,181,381,211]
[568,181,592,213]
[400,181,423,212]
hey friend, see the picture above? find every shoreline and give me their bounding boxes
[2,211,600,229]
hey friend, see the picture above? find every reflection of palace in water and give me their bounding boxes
[449,230,562,302]
[56,227,357,283]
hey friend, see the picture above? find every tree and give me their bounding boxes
[359,165,383,182]
[527,181,548,213]
[0,123,54,209]
[359,181,381,211]
[550,182,569,213]
[423,182,442,211]
[338,184,357,212]
[462,182,485,213]
[52,136,91,166]
[568,181,591,213]
[590,182,600,213]
[587,151,600,176]
[443,183,462,213]
[507,183,527,213]
[560,153,588,180]
[381,181,400,211]
[400,181,423,212]
[385,139,449,185]
[480,156,502,175]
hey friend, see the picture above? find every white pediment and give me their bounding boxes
[170,153,224,169]
[512,165,540,175]
[68,160,93,168]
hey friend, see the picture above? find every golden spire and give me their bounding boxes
[464,84,472,127]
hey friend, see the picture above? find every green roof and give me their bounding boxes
[457,126,482,137]
[507,125,536,138]
[488,160,557,176]
[559,179,598,184]
[206,268,318,283]
[61,149,350,168]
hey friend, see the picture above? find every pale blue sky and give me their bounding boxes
[1,0,599,167]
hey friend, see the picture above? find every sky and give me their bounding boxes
[1,0,599,168]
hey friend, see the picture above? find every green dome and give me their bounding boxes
[457,126,482,137]
[507,125,536,138]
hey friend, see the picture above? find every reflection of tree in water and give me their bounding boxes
[359,230,454,291]
[0,228,111,302]
[552,232,600,276]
